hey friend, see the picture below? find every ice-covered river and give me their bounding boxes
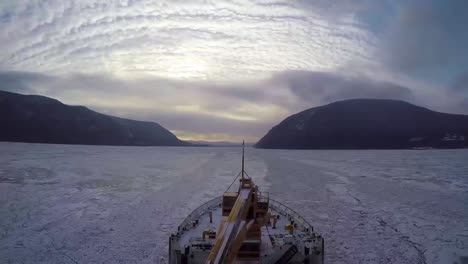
[1,142,467,264]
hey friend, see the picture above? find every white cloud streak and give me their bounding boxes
[0,0,376,80]
[1,0,466,141]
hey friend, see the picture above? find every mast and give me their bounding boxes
[241,140,245,180]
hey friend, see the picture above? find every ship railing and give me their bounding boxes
[177,196,319,237]
[177,196,222,234]
[262,196,318,236]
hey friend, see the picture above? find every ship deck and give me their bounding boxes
[171,196,323,263]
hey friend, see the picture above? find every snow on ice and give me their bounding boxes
[1,143,467,263]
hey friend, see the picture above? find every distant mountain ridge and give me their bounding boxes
[256,99,468,149]
[0,90,188,146]
[187,140,254,147]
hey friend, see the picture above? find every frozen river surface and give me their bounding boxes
[0,143,467,264]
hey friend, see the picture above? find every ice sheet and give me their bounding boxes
[0,142,467,263]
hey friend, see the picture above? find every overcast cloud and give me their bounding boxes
[0,0,467,141]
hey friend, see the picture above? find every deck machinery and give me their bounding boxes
[169,144,324,264]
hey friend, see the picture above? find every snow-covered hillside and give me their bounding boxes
[0,143,467,263]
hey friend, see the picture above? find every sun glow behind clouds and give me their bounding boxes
[164,55,211,80]
[0,0,383,141]
[0,0,375,81]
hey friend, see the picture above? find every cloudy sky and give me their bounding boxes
[1,0,467,142]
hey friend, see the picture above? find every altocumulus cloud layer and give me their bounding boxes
[0,0,467,141]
